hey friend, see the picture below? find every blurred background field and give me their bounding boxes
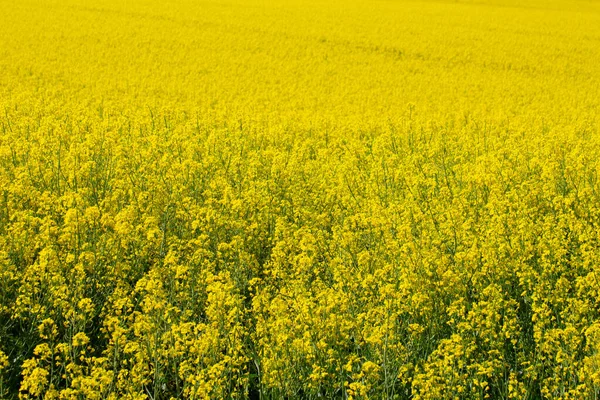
[1,0,600,399]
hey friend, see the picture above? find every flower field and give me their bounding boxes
[1,0,600,398]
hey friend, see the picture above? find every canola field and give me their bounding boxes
[1,0,600,398]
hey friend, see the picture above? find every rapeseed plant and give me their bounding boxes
[1,0,600,398]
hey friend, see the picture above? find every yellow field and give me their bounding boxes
[1,0,600,398]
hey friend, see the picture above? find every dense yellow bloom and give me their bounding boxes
[1,0,600,398]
